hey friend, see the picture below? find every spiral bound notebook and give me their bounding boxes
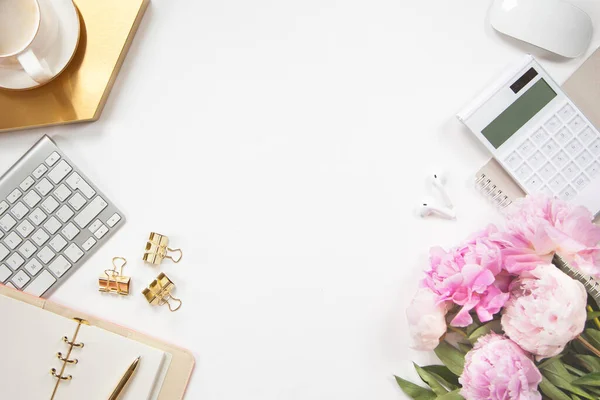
[0,286,194,400]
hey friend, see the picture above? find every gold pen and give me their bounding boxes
[108,356,141,400]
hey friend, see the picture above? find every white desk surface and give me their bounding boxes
[2,1,600,398]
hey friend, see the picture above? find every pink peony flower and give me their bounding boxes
[423,225,511,327]
[501,264,587,359]
[503,195,600,278]
[459,333,542,400]
[406,288,450,350]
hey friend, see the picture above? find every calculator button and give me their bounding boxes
[544,116,562,133]
[518,139,535,157]
[538,163,558,181]
[541,139,560,156]
[527,151,546,169]
[7,189,22,204]
[552,151,569,168]
[32,164,48,179]
[575,150,593,168]
[505,152,523,169]
[565,139,583,157]
[554,127,573,145]
[586,162,600,178]
[559,185,577,201]
[568,116,586,133]
[531,128,549,146]
[562,162,580,181]
[540,186,554,197]
[45,152,60,166]
[549,174,567,192]
[573,174,591,191]
[19,176,34,192]
[515,164,533,181]
[590,139,600,156]
[557,103,576,121]
[578,127,597,145]
[526,174,543,192]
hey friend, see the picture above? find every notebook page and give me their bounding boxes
[0,295,77,398]
[55,324,166,400]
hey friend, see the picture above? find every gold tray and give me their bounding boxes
[0,0,149,132]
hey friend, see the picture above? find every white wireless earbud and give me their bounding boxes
[418,197,456,220]
[430,171,453,209]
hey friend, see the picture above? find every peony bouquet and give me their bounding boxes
[398,195,600,400]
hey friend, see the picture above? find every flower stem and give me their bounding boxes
[587,305,600,330]
[577,336,600,358]
[448,326,468,338]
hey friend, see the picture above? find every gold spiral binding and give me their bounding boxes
[50,368,72,380]
[50,318,89,400]
[62,336,84,348]
[57,352,78,364]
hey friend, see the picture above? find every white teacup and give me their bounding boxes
[0,0,59,84]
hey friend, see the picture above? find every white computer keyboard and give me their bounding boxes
[503,101,600,200]
[0,136,125,297]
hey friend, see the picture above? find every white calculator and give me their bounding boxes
[458,54,600,215]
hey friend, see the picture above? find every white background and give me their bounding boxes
[2,0,600,398]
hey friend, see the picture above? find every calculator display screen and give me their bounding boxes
[482,79,557,148]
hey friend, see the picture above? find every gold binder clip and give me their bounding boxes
[98,257,131,295]
[142,272,182,312]
[143,232,183,265]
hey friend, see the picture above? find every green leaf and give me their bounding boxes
[571,395,582,400]
[435,389,464,399]
[465,322,479,336]
[583,329,600,351]
[394,375,436,400]
[541,359,595,399]
[538,355,564,370]
[457,342,472,354]
[414,363,448,396]
[421,366,459,388]
[575,355,600,373]
[586,311,600,321]
[539,376,575,400]
[467,321,500,345]
[434,342,465,376]
[573,372,600,387]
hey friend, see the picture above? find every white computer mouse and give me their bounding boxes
[489,0,593,58]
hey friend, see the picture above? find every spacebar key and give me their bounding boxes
[24,270,57,297]
[74,196,107,229]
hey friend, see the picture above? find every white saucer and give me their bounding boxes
[0,0,80,91]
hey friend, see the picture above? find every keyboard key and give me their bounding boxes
[527,151,546,169]
[568,116,586,133]
[45,151,60,166]
[43,217,61,234]
[0,214,16,231]
[11,270,30,288]
[10,202,28,220]
[32,164,48,179]
[7,189,21,204]
[82,237,96,251]
[37,246,55,264]
[544,116,561,133]
[575,150,593,168]
[28,208,47,226]
[23,191,41,208]
[66,172,96,199]
[88,219,103,234]
[578,127,597,145]
[531,128,549,146]
[18,240,36,259]
[32,229,50,246]
[549,174,568,192]
[505,152,523,169]
[518,139,535,157]
[41,197,59,214]
[107,213,121,228]
[16,220,34,238]
[68,193,86,211]
[6,253,24,270]
[24,270,56,296]
[74,196,107,229]
[559,185,577,201]
[526,174,543,192]
[56,205,74,223]
[19,176,35,191]
[50,235,68,252]
[573,174,591,191]
[64,243,84,263]
[586,162,600,179]
[563,162,580,181]
[4,232,22,249]
[552,151,569,168]
[565,138,584,157]
[541,139,560,156]
[554,127,573,145]
[53,184,71,202]
[557,103,576,121]
[94,224,109,239]
[0,264,10,282]
[35,178,53,196]
[0,244,9,262]
[0,201,8,215]
[48,160,72,184]
[515,163,533,180]
[48,255,71,278]
[539,163,558,181]
[61,223,80,241]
